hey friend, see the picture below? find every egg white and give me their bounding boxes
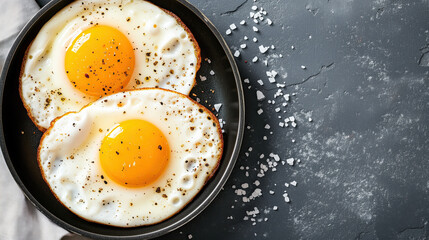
[20,0,200,130]
[38,89,223,227]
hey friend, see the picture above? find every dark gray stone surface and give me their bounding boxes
[156,0,429,239]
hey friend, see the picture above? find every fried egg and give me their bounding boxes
[38,88,223,227]
[20,0,200,131]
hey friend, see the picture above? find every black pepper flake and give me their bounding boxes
[156,187,161,193]
[162,194,167,198]
[158,145,162,150]
[104,181,108,184]
[116,151,120,155]
[101,175,104,179]
[85,73,89,78]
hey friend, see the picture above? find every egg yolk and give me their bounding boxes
[65,25,135,97]
[100,119,170,187]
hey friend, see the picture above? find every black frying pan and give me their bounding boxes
[0,0,244,239]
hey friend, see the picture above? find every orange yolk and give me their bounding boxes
[65,25,135,97]
[100,119,170,187]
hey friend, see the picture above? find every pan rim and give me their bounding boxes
[0,0,245,239]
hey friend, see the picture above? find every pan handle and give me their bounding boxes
[35,0,51,8]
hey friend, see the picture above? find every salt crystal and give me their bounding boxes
[188,234,193,239]
[291,122,297,128]
[253,37,258,42]
[301,65,306,70]
[275,108,280,112]
[240,20,246,25]
[214,103,222,112]
[244,36,248,40]
[256,90,265,101]
[253,26,259,32]
[226,29,232,35]
[273,206,278,211]
[268,77,276,83]
[290,181,297,186]
[241,183,249,189]
[259,45,269,53]
[289,116,295,122]
[257,79,264,85]
[240,44,247,49]
[251,5,258,10]
[199,75,207,81]
[257,108,263,115]
[269,190,275,195]
[267,18,272,25]
[264,124,270,129]
[252,56,258,62]
[234,50,240,57]
[286,158,294,166]
[309,117,313,122]
[254,180,260,186]
[250,12,255,18]
[230,23,237,30]
[210,70,215,75]
[279,122,285,127]
[253,19,259,24]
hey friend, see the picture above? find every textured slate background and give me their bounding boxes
[33,0,429,239]
[158,0,429,239]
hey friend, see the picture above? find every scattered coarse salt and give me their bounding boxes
[273,206,278,211]
[263,136,267,140]
[244,36,249,40]
[254,180,260,186]
[241,183,249,189]
[275,108,280,113]
[279,122,285,127]
[264,124,270,129]
[253,26,259,32]
[251,5,258,10]
[284,94,290,101]
[199,75,207,81]
[243,78,250,83]
[268,77,276,83]
[283,193,290,203]
[291,45,295,50]
[256,90,265,101]
[253,37,258,42]
[209,70,215,75]
[253,19,259,24]
[259,45,269,53]
[252,56,258,62]
[289,116,295,122]
[226,29,232,35]
[230,23,237,30]
[267,18,272,25]
[257,108,263,115]
[300,65,306,70]
[269,190,275,195]
[214,103,222,112]
[257,79,264,85]
[291,122,297,128]
[250,12,255,18]
[188,234,193,239]
[309,117,313,122]
[240,44,247,49]
[240,20,246,25]
[286,158,294,166]
[234,50,240,57]
[290,181,297,186]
